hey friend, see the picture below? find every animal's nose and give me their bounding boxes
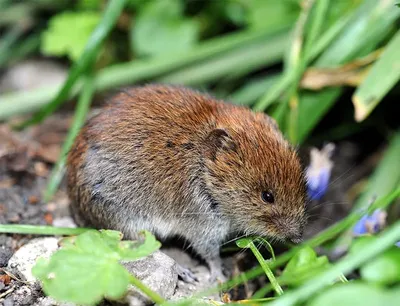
[289,235,303,244]
[286,228,304,244]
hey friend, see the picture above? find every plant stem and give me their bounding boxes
[0,224,91,236]
[268,221,400,306]
[129,274,165,305]
[44,73,95,200]
[248,241,283,296]
[17,0,127,128]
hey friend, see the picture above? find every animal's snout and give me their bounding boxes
[288,234,303,244]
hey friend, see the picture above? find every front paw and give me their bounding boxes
[176,264,198,284]
[210,268,227,284]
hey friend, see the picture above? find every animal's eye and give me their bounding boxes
[261,191,274,204]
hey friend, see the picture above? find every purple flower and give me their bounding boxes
[353,209,387,236]
[395,241,400,248]
[305,143,335,200]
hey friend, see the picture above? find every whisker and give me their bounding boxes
[221,234,248,247]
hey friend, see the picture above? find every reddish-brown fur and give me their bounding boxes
[67,85,307,279]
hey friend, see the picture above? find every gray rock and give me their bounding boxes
[7,285,35,306]
[33,297,75,306]
[7,238,59,283]
[0,245,13,267]
[162,248,220,301]
[120,251,178,306]
[3,297,14,306]
[52,217,77,228]
[0,60,67,93]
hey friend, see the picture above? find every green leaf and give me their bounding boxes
[41,11,101,61]
[309,283,400,306]
[247,0,299,30]
[18,0,127,128]
[353,30,400,121]
[32,230,161,305]
[315,0,400,67]
[236,237,253,248]
[353,131,400,211]
[44,73,94,201]
[361,247,400,285]
[131,0,199,56]
[281,246,330,286]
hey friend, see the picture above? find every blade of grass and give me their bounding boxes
[354,131,400,210]
[253,0,351,111]
[0,22,30,68]
[269,221,400,306]
[4,32,40,68]
[352,30,400,122]
[248,241,283,296]
[0,225,91,236]
[334,131,400,250]
[228,74,280,106]
[44,73,95,201]
[159,32,288,85]
[286,0,330,143]
[293,0,400,143]
[0,27,290,121]
[315,0,400,67]
[17,0,127,129]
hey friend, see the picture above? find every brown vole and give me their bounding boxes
[67,85,307,280]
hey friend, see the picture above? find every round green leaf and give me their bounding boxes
[361,247,400,285]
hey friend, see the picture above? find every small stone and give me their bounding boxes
[0,246,13,267]
[33,297,75,306]
[52,217,77,228]
[7,238,59,283]
[121,251,178,306]
[3,297,14,306]
[11,285,34,306]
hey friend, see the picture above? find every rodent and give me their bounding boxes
[67,84,307,280]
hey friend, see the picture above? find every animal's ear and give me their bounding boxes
[204,128,237,160]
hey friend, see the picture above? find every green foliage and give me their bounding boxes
[247,0,299,30]
[41,11,101,61]
[32,230,161,305]
[351,236,400,285]
[353,30,400,121]
[281,246,331,287]
[236,237,283,295]
[309,283,400,306]
[131,0,199,56]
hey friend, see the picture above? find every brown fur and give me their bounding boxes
[67,85,307,278]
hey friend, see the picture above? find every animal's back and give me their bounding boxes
[67,85,227,237]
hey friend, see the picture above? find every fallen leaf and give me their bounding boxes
[35,144,61,163]
[28,195,39,205]
[44,212,54,225]
[301,49,382,90]
[0,274,11,285]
